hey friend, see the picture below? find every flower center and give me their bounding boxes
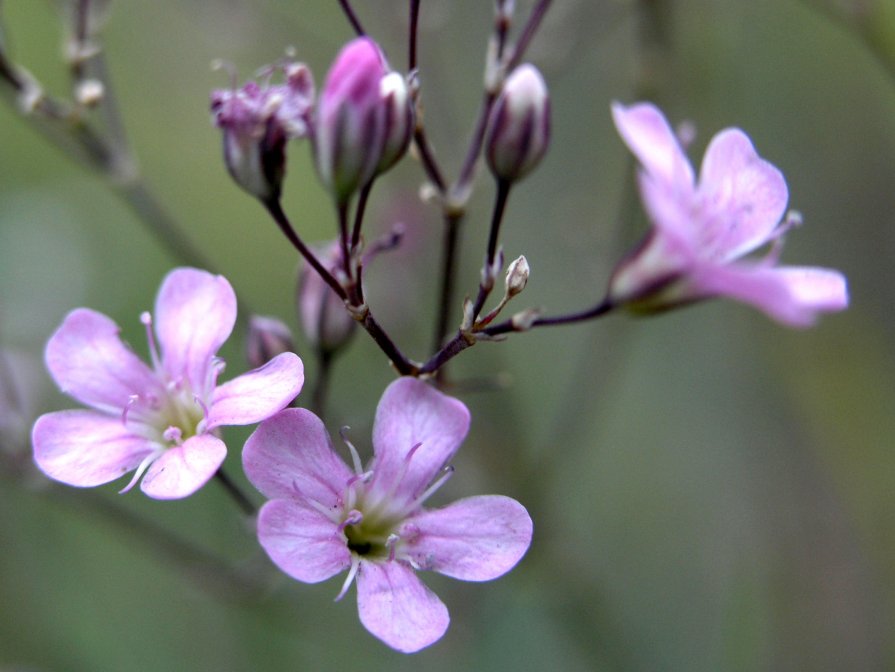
[342,511,398,559]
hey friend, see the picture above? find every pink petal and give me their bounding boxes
[356,560,449,653]
[636,169,700,244]
[611,101,695,189]
[697,128,789,260]
[154,268,236,393]
[139,433,226,499]
[256,498,350,583]
[689,262,849,327]
[370,378,470,506]
[32,410,155,487]
[402,495,533,581]
[45,308,162,415]
[207,352,304,429]
[242,408,353,503]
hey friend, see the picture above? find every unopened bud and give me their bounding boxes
[314,37,389,203]
[505,255,529,297]
[297,242,357,354]
[246,316,295,368]
[484,64,550,183]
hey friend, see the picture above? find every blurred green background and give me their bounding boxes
[2,1,894,670]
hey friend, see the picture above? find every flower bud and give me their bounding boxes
[314,37,389,203]
[314,38,413,202]
[297,242,357,354]
[210,61,314,201]
[485,64,550,183]
[505,255,529,297]
[246,315,295,369]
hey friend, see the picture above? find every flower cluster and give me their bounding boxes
[23,5,854,660]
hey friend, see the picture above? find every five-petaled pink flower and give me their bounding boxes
[242,377,533,653]
[32,267,304,499]
[607,101,848,327]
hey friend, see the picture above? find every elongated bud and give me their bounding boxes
[210,60,314,201]
[315,37,389,203]
[297,242,357,354]
[246,316,295,368]
[505,255,529,297]
[485,64,550,182]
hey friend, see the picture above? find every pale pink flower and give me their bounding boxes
[32,268,304,499]
[607,101,848,327]
[242,377,532,653]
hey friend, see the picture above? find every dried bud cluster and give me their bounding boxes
[210,61,315,200]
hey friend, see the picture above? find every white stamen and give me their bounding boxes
[385,533,400,562]
[140,311,162,372]
[339,426,364,475]
[118,449,161,494]
[121,394,140,425]
[409,465,455,510]
[337,509,363,534]
[334,557,360,602]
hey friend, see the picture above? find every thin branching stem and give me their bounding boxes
[409,0,421,72]
[338,0,365,36]
[263,198,348,302]
[470,178,512,320]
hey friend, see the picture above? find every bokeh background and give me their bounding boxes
[2,1,894,670]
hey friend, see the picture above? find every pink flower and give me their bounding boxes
[242,377,533,653]
[32,268,304,499]
[607,101,848,327]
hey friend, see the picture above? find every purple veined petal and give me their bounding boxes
[402,495,533,581]
[611,101,695,190]
[45,308,162,415]
[688,262,849,328]
[207,352,304,429]
[356,560,450,653]
[697,128,789,261]
[370,378,470,506]
[139,433,227,499]
[242,408,353,503]
[153,268,237,393]
[32,409,155,487]
[256,498,350,583]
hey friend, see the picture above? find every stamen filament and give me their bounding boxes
[335,556,360,602]
[409,465,455,510]
[140,311,162,372]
